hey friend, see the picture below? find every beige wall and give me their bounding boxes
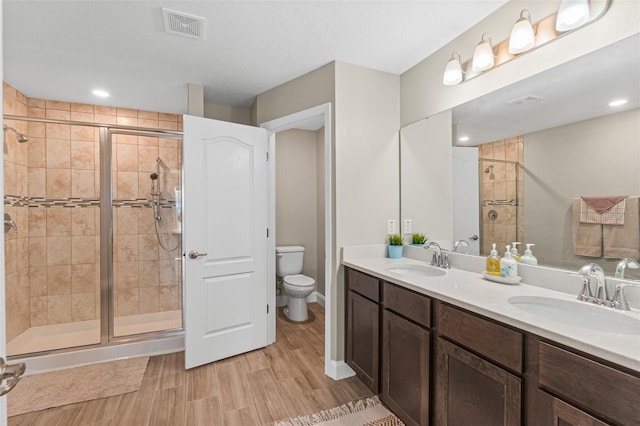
[204,102,251,125]
[334,62,400,359]
[275,129,319,289]
[316,127,326,296]
[401,0,640,126]
[524,108,640,273]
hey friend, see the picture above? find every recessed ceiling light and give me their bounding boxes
[459,136,470,142]
[92,89,110,98]
[608,99,628,107]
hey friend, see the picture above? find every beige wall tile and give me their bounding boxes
[114,288,139,316]
[46,236,72,265]
[45,123,70,140]
[71,125,97,141]
[46,100,71,111]
[71,103,94,113]
[70,111,94,122]
[117,108,138,118]
[116,171,139,199]
[29,237,47,266]
[46,108,71,120]
[95,105,116,116]
[159,259,176,285]
[28,137,46,168]
[138,145,159,173]
[138,110,159,120]
[5,239,17,274]
[16,164,29,196]
[71,208,96,235]
[94,113,117,125]
[4,161,16,195]
[27,97,45,108]
[159,285,181,311]
[115,234,138,262]
[72,235,95,264]
[139,287,160,313]
[158,113,178,122]
[114,261,139,289]
[138,209,155,234]
[138,119,159,128]
[139,261,159,286]
[30,266,48,296]
[30,296,48,326]
[138,136,159,146]
[139,234,159,261]
[47,294,72,324]
[71,140,95,169]
[72,264,96,294]
[46,169,71,198]
[28,107,46,118]
[115,208,138,235]
[72,292,96,321]
[28,121,46,138]
[117,116,138,126]
[47,265,71,295]
[71,170,95,198]
[46,208,72,236]
[46,138,71,169]
[116,143,139,171]
[28,167,46,198]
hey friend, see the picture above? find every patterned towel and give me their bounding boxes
[580,196,627,225]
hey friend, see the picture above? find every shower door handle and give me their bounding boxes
[189,250,208,259]
[0,357,26,396]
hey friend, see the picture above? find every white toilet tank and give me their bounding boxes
[276,246,304,276]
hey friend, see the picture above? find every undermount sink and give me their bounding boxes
[508,296,640,335]
[386,264,446,278]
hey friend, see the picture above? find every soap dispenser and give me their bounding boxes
[511,242,521,262]
[500,245,518,278]
[520,244,538,265]
[486,243,500,276]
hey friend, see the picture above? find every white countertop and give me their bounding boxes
[342,256,640,372]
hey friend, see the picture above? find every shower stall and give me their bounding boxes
[3,86,184,358]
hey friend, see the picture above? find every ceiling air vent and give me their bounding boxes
[162,8,206,40]
[506,95,544,106]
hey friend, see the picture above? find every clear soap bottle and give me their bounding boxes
[486,243,501,276]
[511,242,521,262]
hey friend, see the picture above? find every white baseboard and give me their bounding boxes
[325,359,355,380]
[306,291,325,307]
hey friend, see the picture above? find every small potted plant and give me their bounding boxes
[411,232,428,246]
[387,234,404,259]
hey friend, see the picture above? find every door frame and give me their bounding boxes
[260,103,334,376]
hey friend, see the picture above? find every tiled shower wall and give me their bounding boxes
[3,81,182,342]
[478,136,524,256]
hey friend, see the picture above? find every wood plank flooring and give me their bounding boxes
[9,303,374,426]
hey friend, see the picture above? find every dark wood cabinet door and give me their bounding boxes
[381,309,430,426]
[435,337,521,426]
[346,290,380,393]
[536,391,609,426]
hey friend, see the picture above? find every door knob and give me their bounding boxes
[469,235,479,241]
[189,250,207,259]
[0,357,25,396]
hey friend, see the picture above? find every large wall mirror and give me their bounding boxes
[401,33,640,277]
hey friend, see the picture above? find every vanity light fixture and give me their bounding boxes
[472,34,495,72]
[556,0,590,32]
[608,99,628,107]
[443,52,464,85]
[92,89,110,98]
[509,10,536,54]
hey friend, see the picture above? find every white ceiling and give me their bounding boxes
[3,0,509,115]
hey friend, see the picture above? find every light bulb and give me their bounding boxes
[556,0,590,32]
[509,10,535,54]
[472,34,494,72]
[443,52,463,85]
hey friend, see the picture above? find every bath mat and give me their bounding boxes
[275,396,405,426]
[7,356,149,417]
[277,307,316,325]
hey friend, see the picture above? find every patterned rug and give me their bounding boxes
[275,396,405,426]
[8,356,149,417]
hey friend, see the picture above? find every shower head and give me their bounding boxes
[3,124,28,143]
[484,165,494,173]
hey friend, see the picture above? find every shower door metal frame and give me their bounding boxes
[4,115,185,356]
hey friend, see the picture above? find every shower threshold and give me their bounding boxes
[8,310,182,357]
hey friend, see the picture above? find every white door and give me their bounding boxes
[183,115,269,369]
[452,147,480,255]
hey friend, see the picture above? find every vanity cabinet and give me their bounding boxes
[381,282,431,426]
[434,302,522,426]
[345,268,380,393]
[343,267,640,426]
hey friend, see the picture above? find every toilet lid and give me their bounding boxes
[284,274,315,286]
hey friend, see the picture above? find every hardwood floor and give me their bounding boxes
[9,303,374,426]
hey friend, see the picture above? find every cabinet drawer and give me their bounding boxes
[436,302,523,374]
[539,342,640,426]
[383,282,431,328]
[347,268,380,302]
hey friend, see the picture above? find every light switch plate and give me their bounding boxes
[387,219,396,234]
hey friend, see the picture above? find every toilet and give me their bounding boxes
[276,246,316,321]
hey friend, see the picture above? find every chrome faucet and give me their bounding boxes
[578,263,608,305]
[425,242,449,269]
[453,240,469,253]
[615,258,640,279]
[610,282,640,311]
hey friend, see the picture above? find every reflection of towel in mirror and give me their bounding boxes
[580,196,627,225]
[604,196,639,259]
[572,198,602,257]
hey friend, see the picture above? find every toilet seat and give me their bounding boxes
[283,274,315,287]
